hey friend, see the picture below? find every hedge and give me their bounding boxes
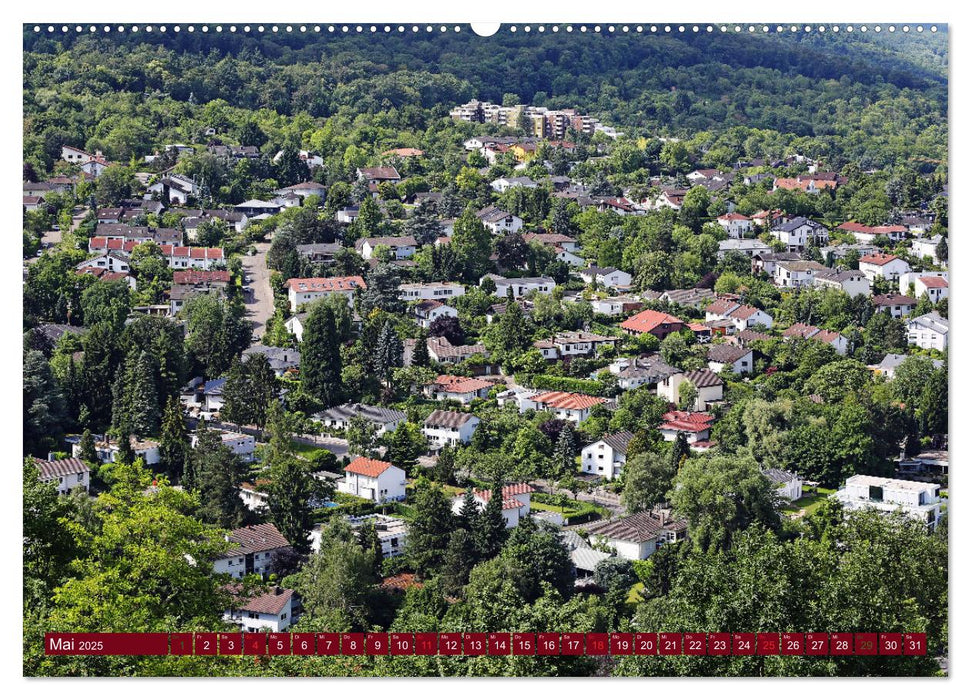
[517,373,610,396]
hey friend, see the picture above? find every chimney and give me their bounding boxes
[47,452,56,462]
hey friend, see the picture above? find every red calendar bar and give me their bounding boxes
[805,633,828,656]
[341,633,365,655]
[218,633,242,655]
[586,633,609,655]
[415,632,438,655]
[195,632,217,655]
[439,632,462,655]
[293,633,315,655]
[170,633,193,656]
[781,633,803,656]
[732,633,755,655]
[609,632,632,655]
[268,633,290,655]
[757,633,779,655]
[635,633,657,655]
[390,633,413,655]
[561,633,584,656]
[538,633,559,656]
[488,632,511,655]
[708,633,730,655]
[464,632,487,655]
[684,632,706,656]
[855,633,878,656]
[316,633,339,656]
[366,632,389,655]
[44,633,169,656]
[243,633,266,655]
[904,633,927,656]
[831,633,853,656]
[880,633,902,656]
[513,632,536,655]
[659,633,681,655]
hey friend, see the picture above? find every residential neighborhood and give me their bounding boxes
[22,25,948,679]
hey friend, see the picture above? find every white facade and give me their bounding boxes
[834,475,941,529]
[338,462,407,503]
[906,312,949,351]
[398,282,466,301]
[422,413,480,448]
[484,275,555,299]
[859,256,912,282]
[580,440,627,480]
[224,597,293,633]
[716,214,753,239]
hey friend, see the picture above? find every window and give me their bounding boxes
[868,485,884,502]
[281,613,288,620]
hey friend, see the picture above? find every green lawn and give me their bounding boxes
[782,487,836,518]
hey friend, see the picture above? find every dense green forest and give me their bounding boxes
[24,26,947,173]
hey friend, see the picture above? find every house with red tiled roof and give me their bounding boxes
[773,175,837,194]
[451,483,535,528]
[223,584,296,633]
[285,276,367,311]
[530,391,609,424]
[339,457,407,503]
[859,253,911,282]
[658,368,724,411]
[705,300,773,333]
[658,411,715,444]
[781,323,849,355]
[914,275,949,304]
[620,309,686,339]
[424,374,494,404]
[33,456,89,495]
[716,212,753,239]
[873,294,917,319]
[837,221,908,244]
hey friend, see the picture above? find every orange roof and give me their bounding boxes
[838,221,907,235]
[919,276,948,289]
[860,253,900,266]
[382,148,424,157]
[531,391,607,411]
[432,374,493,394]
[620,309,685,335]
[286,276,367,293]
[345,457,395,477]
[717,213,750,221]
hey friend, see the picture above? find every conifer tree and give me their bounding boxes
[475,475,508,560]
[301,302,343,409]
[159,395,188,482]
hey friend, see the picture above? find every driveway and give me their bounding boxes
[240,241,274,341]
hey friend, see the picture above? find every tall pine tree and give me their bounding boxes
[475,476,508,560]
[301,302,343,409]
[159,395,189,482]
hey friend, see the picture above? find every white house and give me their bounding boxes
[425,337,489,365]
[859,253,911,282]
[658,411,715,444]
[315,403,406,436]
[718,239,772,259]
[356,236,417,260]
[838,222,908,245]
[533,331,619,360]
[913,276,949,304]
[580,431,635,480]
[833,475,941,529]
[578,266,633,290]
[774,260,829,289]
[451,483,534,528]
[413,300,458,329]
[762,468,803,502]
[770,217,829,252]
[781,323,849,355]
[286,276,366,312]
[490,176,538,193]
[707,344,754,374]
[910,235,945,265]
[476,205,523,235]
[705,299,774,332]
[529,391,608,424]
[422,409,481,448]
[423,375,493,404]
[609,354,680,390]
[398,282,466,302]
[212,523,292,579]
[813,270,871,297]
[69,435,161,466]
[873,294,917,319]
[224,585,295,633]
[581,510,688,561]
[906,312,948,351]
[344,514,409,558]
[482,274,555,299]
[191,430,256,462]
[35,457,89,495]
[716,212,753,239]
[338,457,407,504]
[239,480,270,512]
[657,369,724,411]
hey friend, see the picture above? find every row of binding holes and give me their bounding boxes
[32,25,940,33]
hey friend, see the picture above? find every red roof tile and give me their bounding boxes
[345,457,396,477]
[620,309,685,335]
[286,276,367,293]
[531,391,608,411]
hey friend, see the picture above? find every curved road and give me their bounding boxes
[240,241,274,341]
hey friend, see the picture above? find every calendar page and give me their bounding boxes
[21,20,949,680]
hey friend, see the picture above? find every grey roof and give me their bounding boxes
[242,345,301,371]
[873,353,944,373]
[908,312,949,335]
[296,242,340,256]
[816,269,865,283]
[600,431,635,455]
[316,402,406,426]
[571,547,613,573]
[661,288,715,307]
[424,409,477,430]
[682,368,723,388]
[707,344,751,364]
[624,354,680,382]
[773,216,825,232]
[583,511,688,543]
[762,468,799,485]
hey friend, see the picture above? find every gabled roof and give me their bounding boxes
[531,391,608,411]
[707,344,751,363]
[600,431,635,455]
[682,368,723,388]
[918,276,948,289]
[620,309,685,334]
[225,584,294,616]
[34,457,89,480]
[473,483,534,508]
[583,510,688,543]
[224,523,290,556]
[424,409,477,429]
[431,374,493,394]
[860,253,901,266]
[873,293,917,307]
[285,276,367,293]
[659,410,715,433]
[359,166,401,180]
[346,457,397,478]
